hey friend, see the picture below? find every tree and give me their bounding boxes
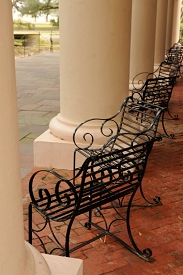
[39,0,58,13]
[40,0,59,22]
[19,0,41,20]
[12,0,23,11]
[12,0,58,20]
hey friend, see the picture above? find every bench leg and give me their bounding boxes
[178,64,183,78]
[135,182,162,207]
[160,110,179,139]
[28,203,33,244]
[28,204,57,254]
[87,188,155,262]
[123,187,154,261]
[65,209,80,257]
[166,108,179,121]
[116,188,154,261]
[28,203,48,253]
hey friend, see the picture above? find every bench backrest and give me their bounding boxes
[75,135,156,215]
[157,61,180,78]
[73,95,164,151]
[140,76,176,109]
[165,42,183,66]
[131,60,179,91]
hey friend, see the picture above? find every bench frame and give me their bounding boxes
[165,42,183,77]
[131,76,178,138]
[73,95,164,206]
[28,134,157,262]
[131,60,179,92]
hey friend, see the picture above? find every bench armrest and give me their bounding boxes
[29,169,78,212]
[130,71,157,92]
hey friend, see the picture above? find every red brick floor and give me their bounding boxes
[22,78,183,275]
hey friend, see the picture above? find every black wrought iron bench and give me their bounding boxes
[131,76,178,138]
[131,43,182,91]
[73,95,164,206]
[165,42,183,77]
[131,60,179,91]
[28,133,158,262]
[73,95,164,152]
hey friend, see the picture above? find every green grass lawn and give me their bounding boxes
[180,23,183,41]
[13,21,59,33]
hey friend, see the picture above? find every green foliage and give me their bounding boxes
[13,19,35,30]
[19,0,41,19]
[50,18,59,26]
[13,0,59,19]
[179,1,183,41]
[180,24,183,42]
[13,20,59,31]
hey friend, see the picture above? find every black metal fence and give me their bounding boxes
[14,32,59,58]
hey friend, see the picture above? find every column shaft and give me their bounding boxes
[0,1,26,274]
[35,0,133,169]
[171,0,181,44]
[166,0,174,50]
[130,0,157,82]
[154,0,168,65]
[50,0,132,143]
[0,3,83,275]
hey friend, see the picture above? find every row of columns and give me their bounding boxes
[0,0,181,275]
[0,1,83,275]
[56,0,180,125]
[34,0,182,170]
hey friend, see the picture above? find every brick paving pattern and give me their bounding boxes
[22,74,183,274]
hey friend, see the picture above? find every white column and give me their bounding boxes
[166,0,174,50]
[154,0,168,66]
[171,0,181,44]
[0,2,26,274]
[34,0,132,169]
[130,0,157,83]
[1,2,82,275]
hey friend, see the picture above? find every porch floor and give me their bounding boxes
[20,55,183,275]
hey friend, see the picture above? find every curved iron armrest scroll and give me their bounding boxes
[130,71,158,92]
[73,95,149,151]
[72,97,137,150]
[73,117,120,150]
[73,94,164,153]
[29,169,79,212]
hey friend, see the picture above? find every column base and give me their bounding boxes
[42,254,83,275]
[34,129,85,170]
[24,242,83,275]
